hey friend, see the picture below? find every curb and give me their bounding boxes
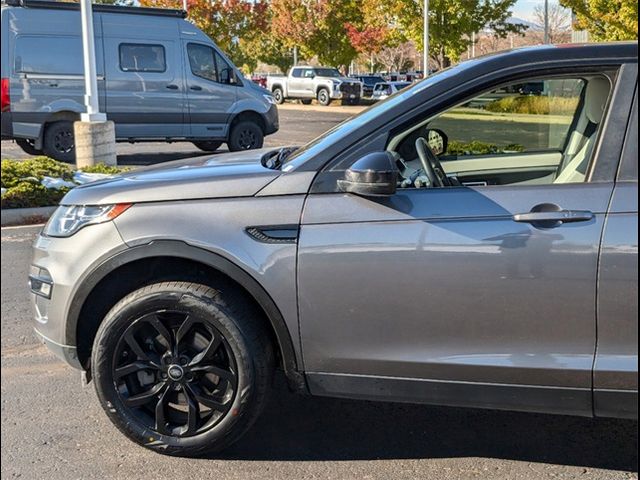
[1,206,57,227]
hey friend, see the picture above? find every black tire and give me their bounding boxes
[43,121,75,163]
[227,121,263,151]
[15,138,43,156]
[300,99,312,105]
[192,140,223,152]
[317,88,331,106]
[272,87,285,104]
[91,282,275,457]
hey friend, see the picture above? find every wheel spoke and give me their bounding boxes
[189,335,222,367]
[186,384,228,412]
[124,331,159,367]
[175,315,196,351]
[181,386,200,435]
[114,361,158,380]
[145,315,173,352]
[125,381,167,407]
[190,365,236,385]
[154,385,171,434]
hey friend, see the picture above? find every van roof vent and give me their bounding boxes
[2,0,187,18]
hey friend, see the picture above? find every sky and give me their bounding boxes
[512,0,545,22]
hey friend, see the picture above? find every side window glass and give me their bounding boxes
[430,78,585,156]
[15,36,84,75]
[387,75,612,188]
[119,44,165,73]
[187,43,217,82]
[291,69,302,78]
[214,51,234,84]
[304,69,315,78]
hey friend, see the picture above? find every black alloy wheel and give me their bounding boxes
[92,282,275,456]
[112,310,237,438]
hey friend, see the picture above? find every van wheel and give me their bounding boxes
[43,121,75,163]
[91,282,275,457]
[317,88,331,106]
[272,88,284,104]
[192,141,223,152]
[228,121,263,151]
[15,138,43,156]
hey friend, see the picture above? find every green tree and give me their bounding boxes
[380,0,527,68]
[560,0,638,40]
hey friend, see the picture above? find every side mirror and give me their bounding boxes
[425,128,448,156]
[338,152,398,197]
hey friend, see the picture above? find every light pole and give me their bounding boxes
[76,0,116,167]
[423,0,429,76]
[544,0,550,43]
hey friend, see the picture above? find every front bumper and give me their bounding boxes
[263,103,279,135]
[31,221,128,369]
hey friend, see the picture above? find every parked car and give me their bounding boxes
[31,42,638,457]
[266,66,363,106]
[372,81,412,100]
[352,74,386,97]
[0,0,278,161]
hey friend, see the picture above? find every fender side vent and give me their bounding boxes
[245,226,299,244]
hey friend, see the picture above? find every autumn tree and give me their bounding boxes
[380,0,527,69]
[560,0,638,40]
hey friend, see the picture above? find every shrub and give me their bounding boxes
[485,96,579,115]
[446,140,525,156]
[1,157,129,209]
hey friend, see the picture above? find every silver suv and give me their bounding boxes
[31,43,638,457]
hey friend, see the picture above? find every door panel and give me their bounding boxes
[183,42,236,139]
[103,37,185,138]
[298,183,613,413]
[594,181,638,418]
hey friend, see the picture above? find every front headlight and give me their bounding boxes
[43,204,131,238]
[263,94,276,105]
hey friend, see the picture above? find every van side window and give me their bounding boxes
[187,44,217,82]
[214,52,235,85]
[119,44,165,73]
[14,36,83,75]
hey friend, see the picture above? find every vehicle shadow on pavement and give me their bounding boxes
[222,376,638,472]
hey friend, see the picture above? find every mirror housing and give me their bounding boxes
[338,152,398,197]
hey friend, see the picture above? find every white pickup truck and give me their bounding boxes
[266,66,363,106]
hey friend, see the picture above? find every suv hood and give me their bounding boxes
[62,148,281,205]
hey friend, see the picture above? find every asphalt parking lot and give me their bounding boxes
[1,104,638,479]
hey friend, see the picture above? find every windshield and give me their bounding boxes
[314,68,341,78]
[281,64,464,172]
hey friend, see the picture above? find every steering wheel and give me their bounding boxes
[415,137,451,187]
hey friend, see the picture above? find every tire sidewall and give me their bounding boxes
[317,88,331,106]
[92,288,258,454]
[273,88,284,104]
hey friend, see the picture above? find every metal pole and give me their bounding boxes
[544,0,550,43]
[183,0,187,12]
[423,0,429,76]
[293,46,298,66]
[471,31,476,58]
[79,0,105,122]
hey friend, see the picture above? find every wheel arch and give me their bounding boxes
[69,241,306,392]
[229,110,266,134]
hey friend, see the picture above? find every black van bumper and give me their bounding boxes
[263,104,279,135]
